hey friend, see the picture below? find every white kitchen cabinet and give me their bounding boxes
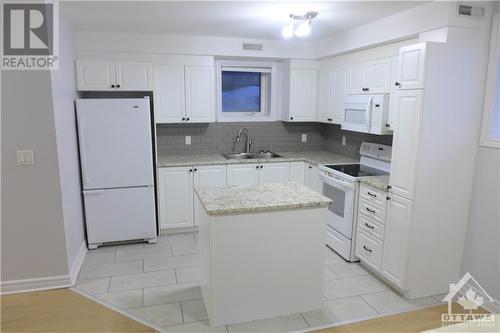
[304,163,322,193]
[347,58,393,94]
[76,61,152,91]
[158,166,193,229]
[381,193,413,289]
[389,90,423,200]
[395,43,426,90]
[154,65,214,124]
[289,162,305,184]
[259,163,290,184]
[185,66,215,123]
[287,69,318,121]
[227,163,260,186]
[115,62,153,91]
[193,165,227,188]
[76,61,116,91]
[318,67,347,124]
[387,56,399,130]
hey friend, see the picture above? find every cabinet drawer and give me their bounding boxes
[358,213,385,240]
[360,183,386,208]
[359,198,386,224]
[355,229,383,272]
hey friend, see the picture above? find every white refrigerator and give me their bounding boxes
[76,98,157,249]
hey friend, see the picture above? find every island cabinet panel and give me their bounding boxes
[289,162,305,184]
[304,163,322,193]
[158,166,193,229]
[259,162,290,184]
[226,164,260,186]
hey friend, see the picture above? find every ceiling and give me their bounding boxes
[61,1,424,41]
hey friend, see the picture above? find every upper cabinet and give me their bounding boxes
[286,69,318,122]
[154,64,214,124]
[76,61,152,91]
[347,57,393,94]
[395,43,426,90]
[318,67,347,124]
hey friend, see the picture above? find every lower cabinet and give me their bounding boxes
[259,162,290,184]
[158,165,226,230]
[289,162,306,184]
[304,163,322,193]
[226,162,290,186]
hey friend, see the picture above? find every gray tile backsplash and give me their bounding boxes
[156,122,392,159]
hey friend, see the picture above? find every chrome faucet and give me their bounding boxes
[236,128,252,154]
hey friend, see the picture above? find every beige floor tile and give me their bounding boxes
[181,299,208,323]
[323,275,387,300]
[324,247,345,265]
[83,252,116,265]
[227,313,309,333]
[78,260,143,279]
[176,266,200,283]
[96,289,143,309]
[172,243,198,256]
[165,320,227,332]
[109,270,176,292]
[360,289,438,314]
[301,296,377,327]
[168,233,196,246]
[115,246,173,262]
[143,282,202,306]
[323,267,339,281]
[326,262,371,279]
[129,303,183,327]
[144,254,199,272]
[75,277,110,295]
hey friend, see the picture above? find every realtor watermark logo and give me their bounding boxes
[1,1,59,70]
[441,272,497,328]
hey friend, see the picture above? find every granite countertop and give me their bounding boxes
[359,175,390,191]
[157,151,357,168]
[195,182,332,216]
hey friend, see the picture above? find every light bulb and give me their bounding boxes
[282,21,294,39]
[294,20,311,37]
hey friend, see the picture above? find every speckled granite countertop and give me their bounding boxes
[195,182,332,216]
[157,151,357,168]
[359,175,390,191]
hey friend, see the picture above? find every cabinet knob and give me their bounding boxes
[116,84,121,88]
[256,165,259,169]
[182,117,185,121]
[309,166,312,169]
[111,84,115,88]
[260,165,263,169]
[385,123,390,128]
[194,168,197,172]
[290,117,294,120]
[387,185,392,190]
[186,118,190,121]
[189,169,192,173]
[395,82,401,87]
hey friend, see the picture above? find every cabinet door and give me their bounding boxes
[76,61,116,91]
[389,90,423,200]
[387,56,399,130]
[185,66,214,123]
[289,69,318,121]
[158,167,193,229]
[153,65,186,123]
[259,162,290,184]
[396,43,426,90]
[227,163,259,186]
[305,163,322,193]
[347,64,366,94]
[289,162,305,185]
[193,165,227,188]
[318,69,332,123]
[332,67,348,124]
[366,58,392,94]
[381,194,413,289]
[115,62,153,91]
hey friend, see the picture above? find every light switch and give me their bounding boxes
[342,136,347,146]
[17,150,34,165]
[301,134,307,142]
[185,136,191,145]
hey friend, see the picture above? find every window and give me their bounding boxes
[216,60,276,122]
[481,13,500,148]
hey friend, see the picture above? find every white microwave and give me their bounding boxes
[341,94,390,135]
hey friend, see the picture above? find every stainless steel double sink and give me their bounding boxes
[222,152,283,160]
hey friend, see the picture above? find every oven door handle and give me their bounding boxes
[319,173,355,190]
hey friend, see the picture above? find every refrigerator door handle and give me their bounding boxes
[83,190,104,195]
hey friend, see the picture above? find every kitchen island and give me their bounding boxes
[195,182,332,327]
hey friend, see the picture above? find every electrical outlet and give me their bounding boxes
[301,134,307,142]
[17,150,34,165]
[342,136,347,146]
[185,136,191,145]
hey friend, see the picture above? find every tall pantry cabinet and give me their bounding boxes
[382,30,488,299]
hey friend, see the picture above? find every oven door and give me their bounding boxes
[320,173,356,239]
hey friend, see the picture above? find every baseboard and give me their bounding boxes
[160,226,198,235]
[69,240,88,285]
[0,275,72,295]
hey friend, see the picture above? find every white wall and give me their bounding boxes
[51,17,86,277]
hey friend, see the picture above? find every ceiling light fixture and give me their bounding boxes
[282,11,317,39]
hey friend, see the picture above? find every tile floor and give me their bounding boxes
[75,232,443,332]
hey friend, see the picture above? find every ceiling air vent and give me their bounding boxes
[242,43,263,51]
[457,4,484,18]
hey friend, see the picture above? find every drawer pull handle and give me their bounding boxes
[367,192,377,197]
[366,207,376,213]
[363,245,372,253]
[365,223,375,229]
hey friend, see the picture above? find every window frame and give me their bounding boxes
[480,13,500,149]
[216,59,278,122]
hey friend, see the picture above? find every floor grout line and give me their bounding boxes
[299,312,312,328]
